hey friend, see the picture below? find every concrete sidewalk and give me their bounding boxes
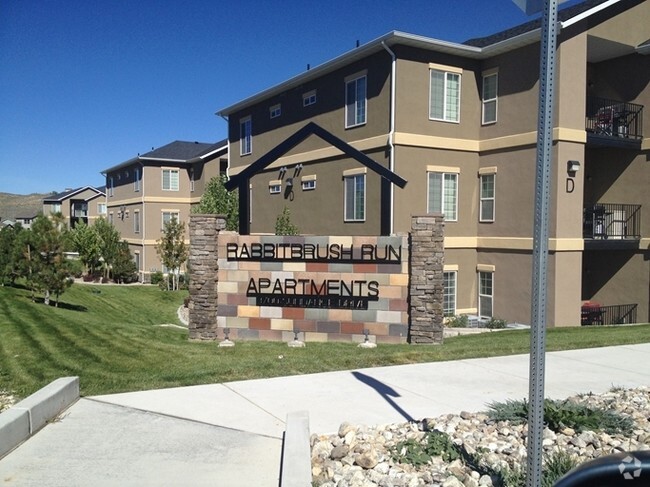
[0,343,648,486]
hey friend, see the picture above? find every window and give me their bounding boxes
[270,104,281,119]
[51,203,61,214]
[162,211,180,230]
[134,169,141,192]
[429,66,461,122]
[303,90,316,107]
[109,177,114,197]
[443,271,457,317]
[269,182,281,194]
[108,212,114,224]
[301,179,316,191]
[189,167,195,192]
[134,211,140,234]
[344,173,365,221]
[97,203,107,215]
[162,169,179,191]
[482,72,498,124]
[240,117,252,155]
[345,75,366,128]
[428,171,458,221]
[478,271,493,319]
[480,173,495,222]
[134,252,140,272]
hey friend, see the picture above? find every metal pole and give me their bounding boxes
[527,1,558,486]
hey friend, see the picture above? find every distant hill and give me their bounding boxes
[0,192,52,222]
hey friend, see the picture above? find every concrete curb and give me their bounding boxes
[0,377,79,459]
[280,411,311,487]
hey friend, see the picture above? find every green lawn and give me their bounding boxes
[1,283,648,399]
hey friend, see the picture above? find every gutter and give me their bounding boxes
[381,41,396,236]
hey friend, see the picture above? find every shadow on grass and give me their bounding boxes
[30,296,88,312]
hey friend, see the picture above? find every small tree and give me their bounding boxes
[193,175,239,231]
[29,214,73,306]
[94,217,120,280]
[275,206,299,235]
[112,241,138,284]
[69,221,102,276]
[156,216,188,291]
[0,225,20,285]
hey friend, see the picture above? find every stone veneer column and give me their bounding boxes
[409,214,445,344]
[188,214,226,340]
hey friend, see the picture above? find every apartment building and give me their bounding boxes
[217,0,649,327]
[101,140,227,280]
[42,186,107,228]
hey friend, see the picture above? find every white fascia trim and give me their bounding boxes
[139,157,189,163]
[560,0,620,29]
[199,144,229,159]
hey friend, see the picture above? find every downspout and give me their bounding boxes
[140,161,145,283]
[381,41,396,235]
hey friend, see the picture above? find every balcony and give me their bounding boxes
[583,203,640,248]
[581,302,638,326]
[586,96,643,148]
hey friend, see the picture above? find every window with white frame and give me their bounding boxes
[97,202,107,215]
[429,66,461,122]
[108,177,114,197]
[480,173,495,222]
[478,271,493,319]
[427,170,458,221]
[134,210,140,234]
[301,177,316,191]
[270,104,281,119]
[189,167,195,192]
[240,116,252,155]
[108,212,114,224]
[134,252,140,272]
[51,203,61,214]
[303,90,316,107]
[443,271,457,317]
[162,168,179,191]
[345,75,367,128]
[482,71,498,125]
[162,211,180,230]
[269,181,281,194]
[344,173,365,221]
[134,168,141,192]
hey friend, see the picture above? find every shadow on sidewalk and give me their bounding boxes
[351,371,414,422]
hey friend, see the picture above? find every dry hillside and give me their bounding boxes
[0,192,52,222]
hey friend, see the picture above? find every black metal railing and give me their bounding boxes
[581,303,637,325]
[586,96,643,140]
[583,203,641,240]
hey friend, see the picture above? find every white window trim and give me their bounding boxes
[303,90,316,107]
[161,210,180,230]
[134,210,140,234]
[162,168,179,192]
[109,177,114,197]
[479,172,496,223]
[97,202,107,215]
[478,270,494,319]
[240,116,252,156]
[134,168,140,192]
[427,170,459,222]
[189,167,195,192]
[429,63,462,123]
[443,270,457,317]
[345,73,367,128]
[301,175,316,191]
[482,70,498,125]
[269,180,282,194]
[344,173,366,222]
[270,104,281,119]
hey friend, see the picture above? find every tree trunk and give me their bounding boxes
[44,289,50,306]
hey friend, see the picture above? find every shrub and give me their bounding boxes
[150,272,164,285]
[484,317,507,329]
[391,431,461,466]
[486,398,634,435]
[445,314,469,328]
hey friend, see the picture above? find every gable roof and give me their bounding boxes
[224,122,407,192]
[43,186,105,203]
[101,139,228,174]
[217,0,637,117]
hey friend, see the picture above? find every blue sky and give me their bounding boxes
[0,0,581,195]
